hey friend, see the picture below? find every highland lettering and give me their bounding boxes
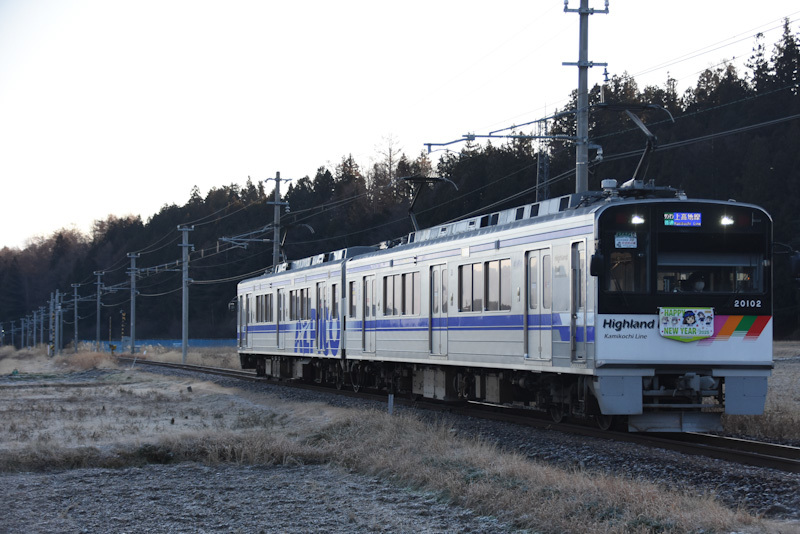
[603,319,656,332]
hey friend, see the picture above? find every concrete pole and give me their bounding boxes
[128,253,139,354]
[55,290,61,355]
[563,0,608,194]
[178,226,194,364]
[272,172,281,267]
[94,272,104,352]
[32,311,38,348]
[39,306,45,348]
[72,284,79,353]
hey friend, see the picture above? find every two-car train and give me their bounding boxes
[237,180,773,432]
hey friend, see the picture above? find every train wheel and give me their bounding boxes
[548,404,565,424]
[334,364,344,390]
[595,414,614,431]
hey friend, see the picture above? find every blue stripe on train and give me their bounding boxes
[245,315,595,342]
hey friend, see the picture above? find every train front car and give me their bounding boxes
[591,198,773,432]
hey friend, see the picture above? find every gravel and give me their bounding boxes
[0,463,510,533]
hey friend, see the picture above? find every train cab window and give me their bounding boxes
[657,252,763,293]
[603,232,650,293]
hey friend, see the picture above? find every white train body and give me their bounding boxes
[237,185,773,432]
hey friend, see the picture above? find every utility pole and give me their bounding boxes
[94,272,104,352]
[39,306,45,349]
[49,293,54,354]
[21,317,27,349]
[178,226,194,364]
[54,290,61,355]
[264,172,288,267]
[128,253,139,354]
[563,0,608,194]
[72,284,80,353]
[32,311,38,348]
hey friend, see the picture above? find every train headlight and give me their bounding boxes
[631,214,645,225]
[720,215,734,226]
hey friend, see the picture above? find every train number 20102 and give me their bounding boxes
[734,299,762,308]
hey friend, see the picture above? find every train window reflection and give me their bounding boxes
[657,252,762,293]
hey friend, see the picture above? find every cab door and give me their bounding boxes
[571,241,587,360]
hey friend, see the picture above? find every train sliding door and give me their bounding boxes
[525,250,552,360]
[430,264,448,356]
[362,275,376,353]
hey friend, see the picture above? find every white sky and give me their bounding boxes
[1,0,798,249]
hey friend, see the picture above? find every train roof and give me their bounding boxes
[239,179,767,285]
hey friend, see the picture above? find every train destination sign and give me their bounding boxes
[659,307,714,342]
[664,212,702,227]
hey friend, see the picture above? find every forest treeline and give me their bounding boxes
[1,20,799,343]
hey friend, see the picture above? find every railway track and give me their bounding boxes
[118,357,800,474]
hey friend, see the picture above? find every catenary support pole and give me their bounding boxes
[128,253,139,354]
[563,0,607,194]
[178,226,194,364]
[94,272,104,352]
[72,284,80,353]
[272,172,281,267]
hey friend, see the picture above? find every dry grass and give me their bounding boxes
[3,346,797,532]
[0,347,772,534]
[723,342,800,440]
[131,345,239,370]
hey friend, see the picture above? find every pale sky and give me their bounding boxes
[1,1,797,249]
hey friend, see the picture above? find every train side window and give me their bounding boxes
[500,259,511,311]
[459,265,472,312]
[348,281,357,318]
[472,263,484,311]
[542,254,552,309]
[331,284,339,319]
[394,274,402,315]
[529,255,538,310]
[486,261,500,311]
[441,269,447,313]
[384,276,394,315]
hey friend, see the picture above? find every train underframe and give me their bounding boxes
[241,353,733,432]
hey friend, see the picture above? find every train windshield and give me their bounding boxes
[596,202,771,313]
